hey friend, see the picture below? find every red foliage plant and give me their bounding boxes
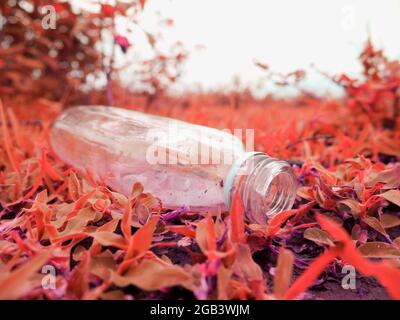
[0,2,399,301]
[0,0,100,104]
[0,0,187,111]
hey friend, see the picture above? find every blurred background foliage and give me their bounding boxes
[0,0,187,109]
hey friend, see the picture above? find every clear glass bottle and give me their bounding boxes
[51,106,297,225]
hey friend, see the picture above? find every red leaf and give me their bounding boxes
[121,204,132,241]
[266,201,315,238]
[317,214,400,299]
[166,225,196,238]
[230,191,245,243]
[274,247,294,299]
[0,250,51,299]
[125,215,160,261]
[205,213,217,253]
[66,252,91,299]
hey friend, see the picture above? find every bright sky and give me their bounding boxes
[134,0,400,96]
[74,0,400,96]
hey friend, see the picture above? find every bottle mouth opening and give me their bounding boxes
[263,168,297,218]
[244,158,297,225]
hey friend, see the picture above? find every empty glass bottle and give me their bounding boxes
[51,106,297,225]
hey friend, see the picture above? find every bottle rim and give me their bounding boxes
[225,152,297,224]
[224,151,262,208]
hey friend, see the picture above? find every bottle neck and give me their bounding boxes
[224,152,297,225]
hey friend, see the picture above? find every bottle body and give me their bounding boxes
[51,106,297,223]
[51,106,244,210]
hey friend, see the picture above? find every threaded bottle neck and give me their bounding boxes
[225,152,297,225]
